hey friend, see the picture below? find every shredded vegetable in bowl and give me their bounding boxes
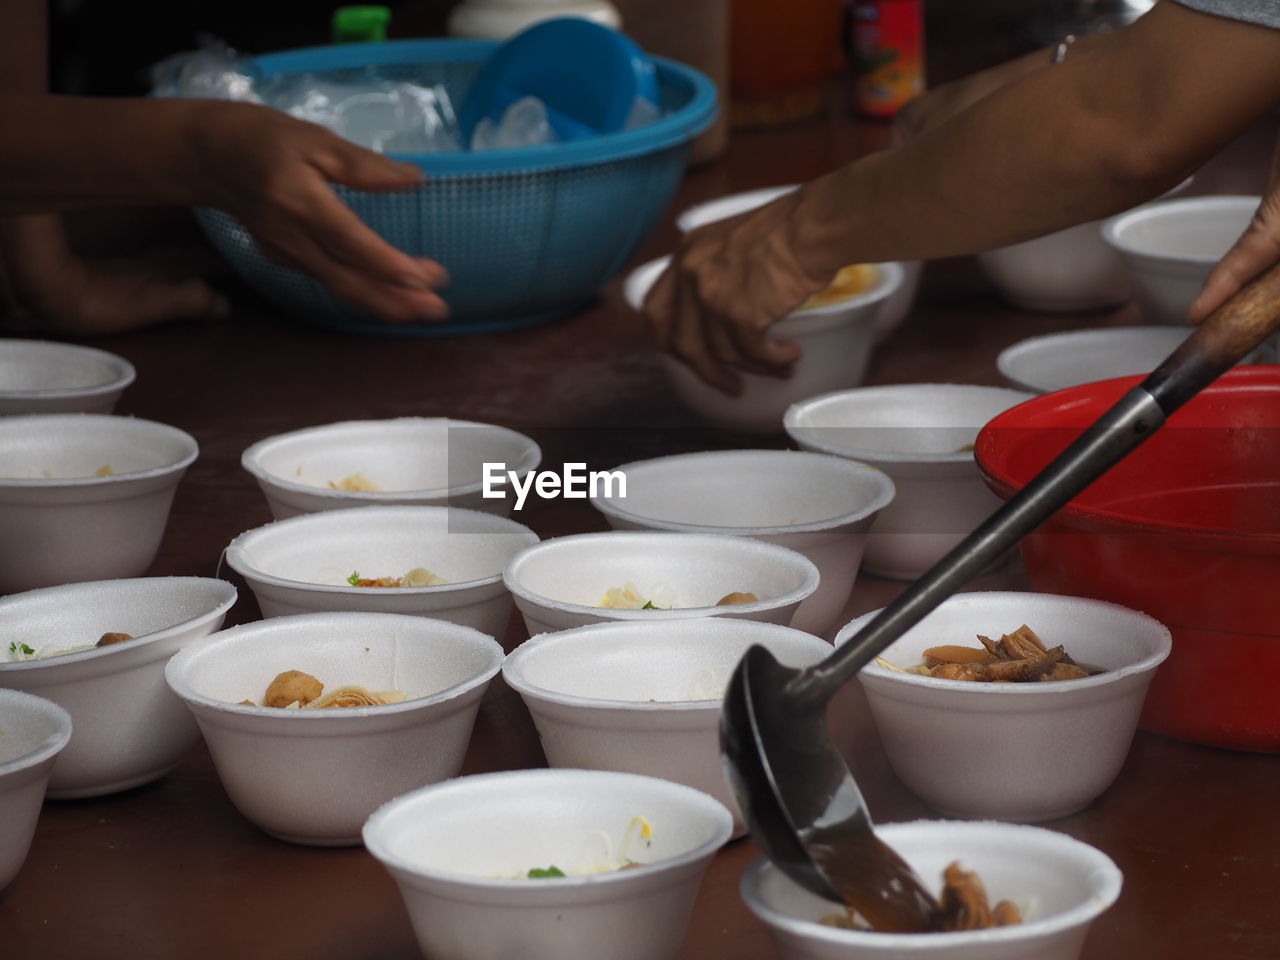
[347,567,448,587]
[598,583,758,610]
[516,816,654,879]
[6,631,135,661]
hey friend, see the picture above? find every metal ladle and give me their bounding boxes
[722,263,1280,931]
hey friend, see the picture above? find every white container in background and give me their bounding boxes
[448,0,621,38]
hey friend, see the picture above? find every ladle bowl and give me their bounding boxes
[721,260,1280,925]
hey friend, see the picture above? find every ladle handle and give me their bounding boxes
[792,260,1280,704]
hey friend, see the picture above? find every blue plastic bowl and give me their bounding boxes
[197,38,717,335]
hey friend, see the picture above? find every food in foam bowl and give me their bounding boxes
[623,256,904,431]
[799,264,879,310]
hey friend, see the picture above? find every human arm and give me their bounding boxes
[0,92,449,327]
[1188,132,1280,322]
[647,1,1280,392]
[0,0,228,332]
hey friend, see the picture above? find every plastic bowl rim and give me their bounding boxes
[245,40,718,176]
[975,369,1280,542]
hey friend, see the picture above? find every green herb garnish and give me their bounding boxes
[346,571,361,586]
[641,601,657,609]
[8,641,34,657]
[526,866,566,879]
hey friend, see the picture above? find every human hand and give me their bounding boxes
[642,190,829,394]
[0,213,229,334]
[1188,143,1280,323]
[182,101,449,324]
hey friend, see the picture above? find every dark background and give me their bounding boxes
[47,0,1065,97]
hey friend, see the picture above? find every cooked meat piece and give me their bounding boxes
[922,644,994,665]
[263,669,323,708]
[936,862,1020,931]
[1045,661,1092,681]
[931,661,988,681]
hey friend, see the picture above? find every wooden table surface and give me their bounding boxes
[2,103,1278,960]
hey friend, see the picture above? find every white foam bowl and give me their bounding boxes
[241,417,541,519]
[589,449,894,636]
[742,819,1122,959]
[997,325,1272,394]
[0,577,237,798]
[998,326,1196,393]
[839,592,1171,821]
[675,185,921,341]
[363,768,734,960]
[0,690,72,890]
[784,384,1035,580]
[977,177,1192,313]
[502,618,833,835]
[0,414,198,593]
[165,611,503,845]
[224,505,538,643]
[625,256,904,432]
[0,339,136,415]
[502,531,821,635]
[1101,194,1259,325]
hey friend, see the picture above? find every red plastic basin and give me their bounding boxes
[975,366,1280,752]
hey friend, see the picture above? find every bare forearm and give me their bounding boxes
[0,0,47,93]
[789,2,1280,276]
[0,94,217,212]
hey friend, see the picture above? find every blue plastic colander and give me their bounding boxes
[197,38,717,335]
